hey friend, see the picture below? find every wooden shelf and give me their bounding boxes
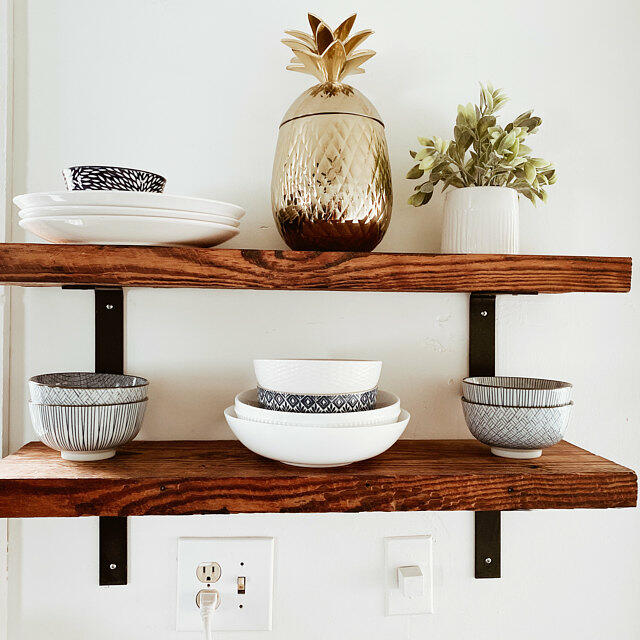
[0,244,631,293]
[0,440,635,517]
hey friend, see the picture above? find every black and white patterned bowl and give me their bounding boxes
[461,397,573,459]
[62,166,166,193]
[462,376,572,407]
[29,399,147,461]
[29,372,148,406]
[257,386,377,413]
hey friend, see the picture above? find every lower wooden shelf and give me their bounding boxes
[0,439,635,517]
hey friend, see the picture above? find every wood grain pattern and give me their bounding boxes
[0,440,635,517]
[0,244,631,293]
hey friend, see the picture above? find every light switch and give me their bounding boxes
[397,565,424,597]
[385,535,433,615]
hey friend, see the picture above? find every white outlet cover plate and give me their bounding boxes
[177,537,274,631]
[384,535,433,616]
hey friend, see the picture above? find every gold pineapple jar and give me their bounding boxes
[271,13,392,252]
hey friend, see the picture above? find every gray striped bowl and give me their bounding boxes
[462,376,572,407]
[29,399,147,461]
[29,372,148,406]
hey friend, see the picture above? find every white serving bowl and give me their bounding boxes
[29,399,147,461]
[19,214,239,247]
[14,191,246,219]
[462,376,572,407]
[235,389,401,426]
[224,407,409,467]
[461,398,573,459]
[253,359,382,394]
[19,205,241,227]
[29,372,148,405]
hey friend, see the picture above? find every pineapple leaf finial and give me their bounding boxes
[283,13,375,83]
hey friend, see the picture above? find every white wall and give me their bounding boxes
[4,0,640,638]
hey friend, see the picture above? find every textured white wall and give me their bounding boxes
[5,0,640,638]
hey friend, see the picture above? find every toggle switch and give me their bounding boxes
[397,565,424,598]
[385,535,433,616]
[237,576,246,594]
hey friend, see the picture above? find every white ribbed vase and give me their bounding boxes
[441,186,519,254]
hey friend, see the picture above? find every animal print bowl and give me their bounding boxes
[29,372,148,406]
[62,166,166,192]
[462,376,572,407]
[253,359,382,394]
[29,399,147,461]
[461,397,573,459]
[257,386,377,413]
[236,389,400,426]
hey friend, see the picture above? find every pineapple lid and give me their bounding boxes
[279,13,383,127]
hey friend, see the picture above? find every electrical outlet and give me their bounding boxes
[177,537,274,632]
[196,562,221,583]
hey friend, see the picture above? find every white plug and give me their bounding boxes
[198,589,220,640]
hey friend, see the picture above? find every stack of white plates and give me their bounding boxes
[14,191,245,247]
[224,360,410,467]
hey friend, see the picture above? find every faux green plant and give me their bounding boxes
[407,83,556,206]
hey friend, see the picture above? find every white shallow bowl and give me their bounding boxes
[19,205,241,227]
[14,191,245,219]
[462,376,572,407]
[29,399,147,461]
[235,389,401,426]
[29,372,148,405]
[253,359,382,394]
[461,398,573,459]
[224,407,409,467]
[19,214,239,247]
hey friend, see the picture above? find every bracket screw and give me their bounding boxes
[480,310,488,317]
[484,557,492,564]
[109,563,117,570]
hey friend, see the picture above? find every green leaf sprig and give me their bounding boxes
[407,83,556,207]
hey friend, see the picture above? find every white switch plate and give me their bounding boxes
[384,535,433,616]
[177,537,274,631]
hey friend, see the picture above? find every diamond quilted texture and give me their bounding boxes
[272,112,392,251]
[257,387,377,414]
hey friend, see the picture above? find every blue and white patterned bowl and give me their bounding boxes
[29,372,148,406]
[29,399,147,461]
[461,397,573,459]
[257,386,377,413]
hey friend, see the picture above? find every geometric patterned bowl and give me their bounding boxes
[236,389,400,426]
[257,386,377,413]
[462,376,572,407]
[461,398,573,459]
[29,399,147,461]
[29,372,148,406]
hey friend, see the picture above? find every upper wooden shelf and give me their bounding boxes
[0,440,635,517]
[0,244,631,293]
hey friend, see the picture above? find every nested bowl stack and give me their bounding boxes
[224,359,409,467]
[461,376,573,459]
[28,372,149,461]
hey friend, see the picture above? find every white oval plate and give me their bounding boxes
[19,214,239,247]
[224,406,409,467]
[235,389,401,427]
[19,205,240,227]
[14,191,245,219]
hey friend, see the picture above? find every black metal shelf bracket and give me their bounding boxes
[63,286,128,586]
[469,293,501,579]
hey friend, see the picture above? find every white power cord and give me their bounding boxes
[199,589,220,640]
